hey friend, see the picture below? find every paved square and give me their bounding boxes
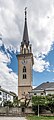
[0,117,27,120]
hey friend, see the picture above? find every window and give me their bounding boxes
[34,93,36,95]
[0,92,1,95]
[3,92,7,100]
[23,66,26,72]
[8,94,10,98]
[23,66,27,79]
[23,74,24,79]
[24,48,26,54]
[41,93,43,95]
[22,107,25,112]
[23,74,26,79]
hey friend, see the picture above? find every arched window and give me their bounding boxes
[23,66,27,79]
[24,48,26,54]
[23,74,26,79]
[23,66,26,72]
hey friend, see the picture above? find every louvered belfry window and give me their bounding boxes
[23,66,27,79]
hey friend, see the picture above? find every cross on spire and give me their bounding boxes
[25,7,27,21]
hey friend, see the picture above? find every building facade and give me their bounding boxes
[17,9,34,99]
[0,87,16,106]
[32,82,54,96]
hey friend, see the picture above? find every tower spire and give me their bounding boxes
[22,7,29,45]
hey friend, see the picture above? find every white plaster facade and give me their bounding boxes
[32,82,54,96]
[0,87,14,106]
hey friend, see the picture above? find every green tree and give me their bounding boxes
[13,96,19,107]
[32,96,46,117]
[32,94,54,116]
[4,100,13,107]
[46,94,54,113]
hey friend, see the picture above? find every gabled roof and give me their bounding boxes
[0,86,16,96]
[33,82,54,91]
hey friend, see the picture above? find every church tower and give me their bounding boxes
[18,8,34,99]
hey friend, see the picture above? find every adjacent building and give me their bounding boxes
[0,86,16,106]
[32,82,54,96]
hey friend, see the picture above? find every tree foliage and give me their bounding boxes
[32,94,54,114]
[4,100,13,107]
[32,96,45,106]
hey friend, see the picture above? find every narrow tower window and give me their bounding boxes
[23,74,26,79]
[24,48,26,54]
[23,66,27,79]
[23,66,26,72]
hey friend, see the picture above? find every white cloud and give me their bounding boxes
[0,0,54,72]
[0,51,18,94]
[33,57,50,72]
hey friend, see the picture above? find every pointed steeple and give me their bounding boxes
[20,8,32,54]
[22,7,29,45]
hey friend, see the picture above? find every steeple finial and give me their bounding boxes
[25,7,27,21]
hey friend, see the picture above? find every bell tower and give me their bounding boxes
[17,8,34,99]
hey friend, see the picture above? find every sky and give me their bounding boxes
[0,0,54,93]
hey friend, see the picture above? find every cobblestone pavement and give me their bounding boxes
[0,117,27,120]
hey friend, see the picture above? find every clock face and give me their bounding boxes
[21,59,28,65]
